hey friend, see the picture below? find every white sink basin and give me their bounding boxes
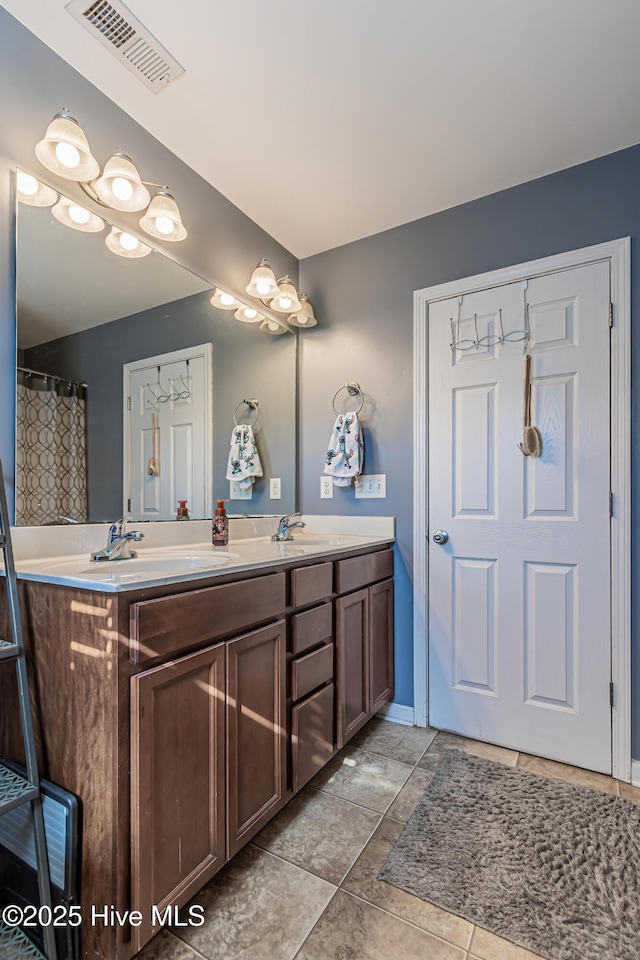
[286,535,363,549]
[39,553,238,581]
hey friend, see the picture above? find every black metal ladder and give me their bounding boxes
[0,462,57,960]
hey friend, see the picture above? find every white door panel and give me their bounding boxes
[428,261,611,773]
[125,345,212,521]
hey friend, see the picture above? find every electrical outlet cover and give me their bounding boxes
[230,480,253,500]
[270,478,282,499]
[320,476,334,499]
[355,474,387,498]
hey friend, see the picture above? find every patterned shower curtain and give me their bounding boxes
[16,373,88,526]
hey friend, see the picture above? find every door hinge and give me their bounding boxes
[127,396,132,411]
[609,302,614,327]
[610,681,615,708]
[127,498,132,513]
[609,491,614,517]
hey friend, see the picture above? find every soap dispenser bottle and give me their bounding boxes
[212,500,229,547]
[176,500,189,520]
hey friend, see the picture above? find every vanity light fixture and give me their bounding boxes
[234,306,264,323]
[259,318,288,336]
[139,190,187,242]
[269,276,302,314]
[245,259,279,299]
[105,226,152,259]
[35,110,100,182]
[34,108,187,244]
[52,197,104,233]
[16,170,57,207]
[93,152,150,212]
[287,293,317,328]
[210,288,241,310]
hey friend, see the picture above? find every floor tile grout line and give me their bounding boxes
[334,813,385,888]
[338,888,470,954]
[247,841,342,889]
[166,927,211,959]
[290,885,341,960]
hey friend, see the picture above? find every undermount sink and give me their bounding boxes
[286,535,363,549]
[38,553,238,580]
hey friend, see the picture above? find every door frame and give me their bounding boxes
[123,342,214,519]
[412,238,631,781]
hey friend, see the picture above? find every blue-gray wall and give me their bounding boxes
[26,291,297,520]
[0,8,297,516]
[299,145,640,753]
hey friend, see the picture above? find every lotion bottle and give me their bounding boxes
[212,500,229,547]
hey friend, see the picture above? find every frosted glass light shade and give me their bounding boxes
[245,259,279,299]
[16,170,57,207]
[95,153,150,212]
[234,306,264,323]
[210,288,240,310]
[139,191,187,241]
[106,226,151,258]
[270,276,302,313]
[259,317,288,335]
[35,111,100,182]
[288,293,317,328]
[52,197,104,233]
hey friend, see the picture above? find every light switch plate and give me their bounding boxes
[320,476,334,499]
[230,480,253,500]
[269,478,281,499]
[355,474,387,498]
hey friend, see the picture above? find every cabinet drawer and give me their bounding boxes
[291,643,334,702]
[290,562,333,609]
[292,684,335,793]
[335,549,393,595]
[291,602,332,656]
[129,572,286,663]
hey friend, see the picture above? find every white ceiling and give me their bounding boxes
[4,0,640,258]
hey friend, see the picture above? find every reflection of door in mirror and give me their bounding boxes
[124,345,213,521]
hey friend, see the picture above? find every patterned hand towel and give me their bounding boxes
[324,412,363,487]
[226,424,263,489]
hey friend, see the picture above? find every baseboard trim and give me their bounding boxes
[630,759,640,787]
[376,702,415,726]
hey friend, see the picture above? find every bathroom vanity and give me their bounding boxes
[0,519,394,959]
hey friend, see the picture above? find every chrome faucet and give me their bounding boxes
[272,512,306,542]
[91,516,144,561]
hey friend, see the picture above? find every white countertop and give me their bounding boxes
[7,516,395,593]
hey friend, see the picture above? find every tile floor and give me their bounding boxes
[139,719,640,960]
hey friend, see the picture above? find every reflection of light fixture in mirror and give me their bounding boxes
[288,293,317,328]
[35,110,100,182]
[259,318,287,335]
[210,288,240,310]
[94,152,150,212]
[139,191,187,241]
[16,170,57,207]
[234,306,264,323]
[270,276,302,314]
[245,259,279,299]
[52,197,104,233]
[105,226,152,259]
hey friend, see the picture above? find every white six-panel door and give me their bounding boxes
[428,261,612,773]
[124,344,212,521]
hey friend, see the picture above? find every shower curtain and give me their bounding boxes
[16,373,88,526]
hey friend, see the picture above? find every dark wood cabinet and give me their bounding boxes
[130,641,226,951]
[226,621,287,856]
[336,578,394,748]
[291,684,335,792]
[336,588,370,747]
[369,579,394,714]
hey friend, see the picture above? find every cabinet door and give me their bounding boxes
[227,620,286,856]
[131,642,226,951]
[336,589,369,748]
[369,579,394,714]
[292,683,335,793]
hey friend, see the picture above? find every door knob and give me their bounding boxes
[432,529,449,545]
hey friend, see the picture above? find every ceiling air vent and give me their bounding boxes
[65,0,185,93]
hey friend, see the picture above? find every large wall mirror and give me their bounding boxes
[15,173,297,525]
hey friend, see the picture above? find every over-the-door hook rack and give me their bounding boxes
[450,284,531,352]
[332,382,364,416]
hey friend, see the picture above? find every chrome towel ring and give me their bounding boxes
[233,398,260,427]
[332,382,364,416]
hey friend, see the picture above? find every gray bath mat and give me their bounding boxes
[379,750,640,960]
